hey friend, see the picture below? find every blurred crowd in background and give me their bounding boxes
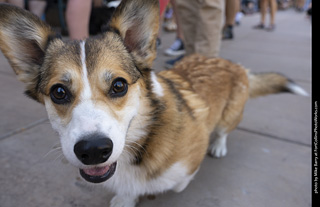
[0,0,312,67]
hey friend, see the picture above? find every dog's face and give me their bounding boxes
[0,0,159,183]
[44,37,142,183]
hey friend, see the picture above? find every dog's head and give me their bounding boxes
[0,0,159,183]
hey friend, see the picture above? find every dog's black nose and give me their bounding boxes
[74,134,113,165]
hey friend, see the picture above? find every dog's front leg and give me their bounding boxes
[110,195,139,207]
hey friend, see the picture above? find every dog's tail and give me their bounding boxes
[248,72,309,98]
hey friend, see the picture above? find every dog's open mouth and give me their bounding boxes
[79,162,117,183]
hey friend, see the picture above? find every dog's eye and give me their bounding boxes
[50,84,71,104]
[110,78,128,98]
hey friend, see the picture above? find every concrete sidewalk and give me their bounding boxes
[0,9,311,207]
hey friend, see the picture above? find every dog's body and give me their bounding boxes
[0,1,308,206]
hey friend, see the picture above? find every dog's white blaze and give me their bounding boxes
[80,41,92,100]
[60,41,126,166]
[150,72,164,97]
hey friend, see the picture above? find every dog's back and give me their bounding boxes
[160,54,249,133]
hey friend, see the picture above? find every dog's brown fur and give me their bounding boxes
[132,55,250,177]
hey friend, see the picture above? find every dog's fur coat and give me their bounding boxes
[0,0,308,206]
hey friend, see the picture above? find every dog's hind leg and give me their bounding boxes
[208,82,248,158]
[208,130,228,158]
[208,108,244,158]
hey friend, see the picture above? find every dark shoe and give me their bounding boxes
[253,23,265,29]
[156,38,161,49]
[222,26,234,40]
[165,55,184,69]
[265,24,276,32]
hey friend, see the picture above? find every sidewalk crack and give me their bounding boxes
[0,118,48,141]
[236,126,311,148]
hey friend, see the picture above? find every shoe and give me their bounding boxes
[164,20,177,32]
[165,55,184,69]
[235,12,243,26]
[265,24,276,32]
[222,26,234,40]
[156,38,161,49]
[253,23,265,29]
[164,38,185,56]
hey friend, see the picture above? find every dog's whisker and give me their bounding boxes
[124,144,141,158]
[125,140,148,155]
[53,153,65,162]
[124,144,138,156]
[43,146,63,159]
[124,143,147,164]
[125,142,141,154]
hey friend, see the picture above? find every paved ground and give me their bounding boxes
[0,8,311,207]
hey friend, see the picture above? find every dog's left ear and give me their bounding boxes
[0,4,57,101]
[109,0,160,69]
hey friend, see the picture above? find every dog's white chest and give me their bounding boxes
[103,161,196,196]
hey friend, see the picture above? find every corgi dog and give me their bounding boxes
[0,0,308,206]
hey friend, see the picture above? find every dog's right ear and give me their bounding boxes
[0,4,57,96]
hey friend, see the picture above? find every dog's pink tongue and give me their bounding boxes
[83,166,110,176]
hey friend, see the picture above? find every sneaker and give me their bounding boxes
[164,20,177,32]
[235,12,243,26]
[265,24,276,32]
[253,23,265,29]
[165,55,184,69]
[222,26,233,40]
[164,38,185,57]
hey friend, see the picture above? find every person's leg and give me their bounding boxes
[195,0,224,57]
[260,0,267,25]
[66,0,92,40]
[269,0,277,26]
[225,0,238,26]
[175,0,198,55]
[29,0,47,18]
[171,0,183,40]
[265,0,277,31]
[296,0,305,11]
[158,0,171,47]
[223,0,239,39]
[164,0,186,57]
[7,0,24,8]
[253,0,267,29]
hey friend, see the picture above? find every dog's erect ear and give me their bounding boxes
[108,0,160,69]
[0,4,57,101]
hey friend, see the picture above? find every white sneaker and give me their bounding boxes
[164,38,185,57]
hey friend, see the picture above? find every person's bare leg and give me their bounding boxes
[66,0,92,40]
[254,0,267,29]
[225,0,238,26]
[7,0,24,8]
[223,0,239,39]
[260,0,267,25]
[29,0,47,18]
[269,0,277,26]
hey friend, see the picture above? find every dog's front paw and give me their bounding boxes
[110,195,138,207]
[208,141,227,158]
